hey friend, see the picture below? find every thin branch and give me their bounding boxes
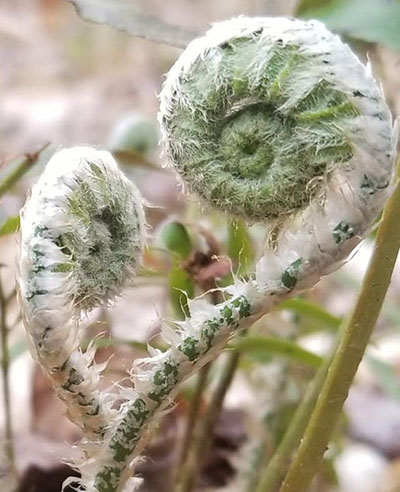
[0,143,50,198]
[0,269,16,475]
[244,360,291,492]
[4,288,16,307]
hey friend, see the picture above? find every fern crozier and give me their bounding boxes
[17,146,146,438]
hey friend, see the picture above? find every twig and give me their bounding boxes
[244,360,291,492]
[4,288,16,306]
[0,143,50,198]
[279,154,400,492]
[242,341,294,492]
[0,269,16,475]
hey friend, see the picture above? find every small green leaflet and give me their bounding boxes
[296,0,400,52]
[0,216,20,236]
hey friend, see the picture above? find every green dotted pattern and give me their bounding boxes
[23,158,144,440]
[93,295,251,492]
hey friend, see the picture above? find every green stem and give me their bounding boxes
[279,159,400,492]
[0,271,16,475]
[0,143,50,198]
[175,363,211,473]
[177,350,240,492]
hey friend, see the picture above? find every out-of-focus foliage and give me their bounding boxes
[107,113,159,156]
[67,0,197,48]
[0,216,19,236]
[161,220,194,317]
[279,298,341,332]
[366,355,400,403]
[233,335,323,368]
[161,221,192,260]
[296,0,400,51]
[227,219,254,276]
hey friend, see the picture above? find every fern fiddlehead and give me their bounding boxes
[17,16,396,492]
[18,147,146,439]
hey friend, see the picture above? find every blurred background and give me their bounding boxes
[1,1,400,491]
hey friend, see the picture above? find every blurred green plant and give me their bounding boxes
[108,112,159,156]
[232,335,322,369]
[296,0,400,51]
[227,218,254,276]
[67,0,197,48]
[160,220,194,318]
[0,216,20,237]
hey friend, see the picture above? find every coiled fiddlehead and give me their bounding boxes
[18,147,146,439]
[160,15,395,290]
[87,17,395,492]
[160,16,393,221]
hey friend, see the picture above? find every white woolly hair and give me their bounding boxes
[17,146,146,440]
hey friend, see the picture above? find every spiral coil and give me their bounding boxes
[18,147,146,436]
[160,17,393,222]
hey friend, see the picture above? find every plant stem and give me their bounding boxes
[0,143,50,198]
[279,157,400,492]
[176,363,211,472]
[177,350,240,492]
[0,271,16,475]
[4,289,16,306]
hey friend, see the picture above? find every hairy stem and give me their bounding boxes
[90,292,264,492]
[0,271,16,475]
[279,156,400,492]
[175,289,222,486]
[177,350,240,492]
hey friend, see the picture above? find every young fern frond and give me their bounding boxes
[17,16,396,492]
[17,147,146,439]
